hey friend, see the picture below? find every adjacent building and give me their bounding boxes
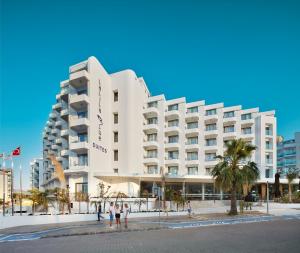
[30,158,44,190]
[277,132,300,173]
[0,168,12,202]
[42,56,277,200]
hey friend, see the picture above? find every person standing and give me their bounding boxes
[187,201,192,218]
[115,204,121,228]
[97,203,104,222]
[123,203,130,228]
[109,202,115,228]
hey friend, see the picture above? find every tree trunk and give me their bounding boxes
[229,184,238,215]
[288,183,292,203]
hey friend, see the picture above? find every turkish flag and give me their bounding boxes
[12,147,21,156]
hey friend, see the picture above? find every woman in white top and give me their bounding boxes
[115,204,121,228]
[123,203,129,228]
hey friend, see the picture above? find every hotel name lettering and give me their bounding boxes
[94,80,107,154]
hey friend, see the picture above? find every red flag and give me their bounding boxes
[12,147,21,156]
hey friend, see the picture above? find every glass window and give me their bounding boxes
[188,167,198,175]
[168,119,179,127]
[168,104,178,111]
[147,165,158,174]
[75,182,88,201]
[224,125,235,133]
[241,113,252,120]
[113,91,118,102]
[147,117,158,124]
[187,122,198,129]
[206,138,217,146]
[168,166,178,175]
[114,132,118,142]
[187,137,198,145]
[224,111,235,118]
[78,133,87,142]
[168,151,179,159]
[242,127,252,134]
[78,154,88,166]
[147,150,157,158]
[168,135,179,143]
[114,113,118,124]
[114,150,118,161]
[187,152,198,160]
[205,153,216,161]
[77,89,88,95]
[265,126,273,136]
[206,109,217,116]
[148,101,158,108]
[187,106,198,113]
[206,123,217,131]
[78,111,87,118]
[147,133,157,141]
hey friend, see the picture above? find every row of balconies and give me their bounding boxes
[143,157,218,166]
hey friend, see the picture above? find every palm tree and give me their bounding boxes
[28,188,42,214]
[285,168,299,203]
[211,139,259,215]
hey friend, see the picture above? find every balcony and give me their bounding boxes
[70,116,89,132]
[60,108,69,120]
[69,70,89,88]
[223,116,237,125]
[143,124,159,133]
[143,157,159,165]
[241,132,254,140]
[64,165,89,175]
[241,118,254,126]
[204,114,218,124]
[165,142,180,150]
[165,110,180,120]
[204,144,218,152]
[51,128,59,136]
[51,144,59,150]
[69,141,89,154]
[205,159,218,167]
[143,107,159,118]
[185,159,199,166]
[143,141,159,150]
[69,94,90,110]
[61,129,70,137]
[223,131,237,140]
[48,135,55,141]
[61,149,70,157]
[185,143,199,151]
[185,112,199,121]
[55,120,63,128]
[265,159,273,165]
[165,126,180,136]
[204,129,218,138]
[49,112,58,119]
[52,102,62,112]
[165,158,180,166]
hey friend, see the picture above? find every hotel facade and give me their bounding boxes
[42,56,277,200]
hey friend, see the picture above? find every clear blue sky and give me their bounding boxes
[1,0,299,190]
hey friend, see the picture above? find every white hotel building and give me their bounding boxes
[42,56,277,200]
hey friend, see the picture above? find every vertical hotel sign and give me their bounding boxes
[93,79,107,153]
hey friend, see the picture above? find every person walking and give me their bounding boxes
[187,201,192,218]
[97,203,104,222]
[115,204,121,228]
[109,202,115,228]
[123,203,130,228]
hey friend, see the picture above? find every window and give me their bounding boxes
[148,101,158,108]
[168,135,179,143]
[206,138,217,146]
[265,126,272,136]
[266,140,272,149]
[147,133,157,141]
[168,150,179,159]
[147,150,157,158]
[205,168,211,175]
[114,113,118,124]
[78,133,87,142]
[78,111,88,118]
[114,150,118,161]
[266,154,272,164]
[205,153,216,161]
[187,106,198,113]
[168,166,178,175]
[224,111,235,118]
[113,91,118,102]
[77,89,88,95]
[168,119,179,127]
[188,167,198,175]
[187,137,198,145]
[206,123,217,131]
[206,109,217,116]
[113,168,118,174]
[224,125,235,133]
[187,122,198,129]
[147,165,158,174]
[75,182,88,201]
[265,168,273,178]
[148,117,158,124]
[78,154,88,166]
[241,113,251,120]
[242,127,252,134]
[187,152,198,160]
[114,132,118,142]
[168,104,178,111]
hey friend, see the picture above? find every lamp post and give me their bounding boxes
[2,159,5,216]
[266,181,269,214]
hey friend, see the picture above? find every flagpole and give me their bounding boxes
[20,164,23,216]
[2,156,6,216]
[11,156,14,216]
